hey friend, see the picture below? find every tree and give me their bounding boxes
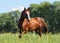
[29,1,60,33]
[0,10,20,33]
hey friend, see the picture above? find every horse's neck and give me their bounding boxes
[19,17,24,25]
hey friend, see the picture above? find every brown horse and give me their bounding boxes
[18,8,48,38]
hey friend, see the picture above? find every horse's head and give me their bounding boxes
[20,7,30,22]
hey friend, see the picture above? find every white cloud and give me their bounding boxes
[11,8,18,11]
[11,6,24,12]
[18,6,24,12]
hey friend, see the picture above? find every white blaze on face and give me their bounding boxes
[26,11,30,20]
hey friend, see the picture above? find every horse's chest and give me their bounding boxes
[22,19,28,28]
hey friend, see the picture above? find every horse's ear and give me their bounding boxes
[28,7,30,10]
[24,7,26,10]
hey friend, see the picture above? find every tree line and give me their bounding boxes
[29,1,60,33]
[0,1,60,33]
[0,10,20,33]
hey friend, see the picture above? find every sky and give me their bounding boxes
[0,0,60,13]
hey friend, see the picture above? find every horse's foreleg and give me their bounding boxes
[19,28,22,34]
[19,28,28,38]
[19,30,26,38]
[19,27,23,38]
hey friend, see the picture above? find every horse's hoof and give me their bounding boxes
[18,35,22,38]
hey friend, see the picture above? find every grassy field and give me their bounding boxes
[0,33,60,43]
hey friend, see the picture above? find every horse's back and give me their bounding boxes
[27,18,39,30]
[29,17,43,26]
[33,17,47,27]
[30,18,39,24]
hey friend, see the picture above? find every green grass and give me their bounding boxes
[0,33,60,43]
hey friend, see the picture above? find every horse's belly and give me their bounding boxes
[29,22,38,30]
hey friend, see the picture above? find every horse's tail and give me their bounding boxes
[43,26,48,33]
[35,17,48,33]
[40,18,48,33]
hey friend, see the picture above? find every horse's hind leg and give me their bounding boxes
[36,27,42,37]
[39,29,42,36]
[35,28,39,34]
